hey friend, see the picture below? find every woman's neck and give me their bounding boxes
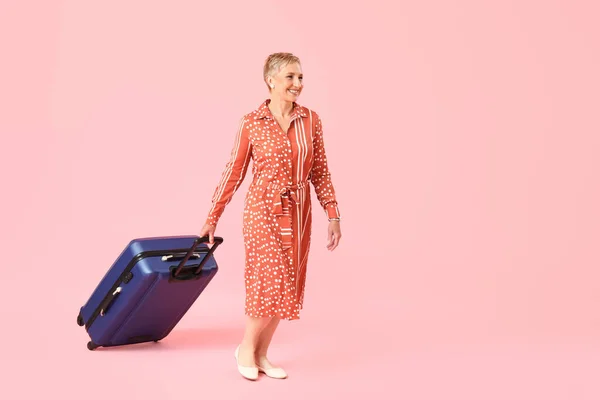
[268,97,294,118]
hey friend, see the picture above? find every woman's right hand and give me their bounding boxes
[199,223,216,245]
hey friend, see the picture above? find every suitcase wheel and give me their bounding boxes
[77,313,84,327]
[87,341,99,351]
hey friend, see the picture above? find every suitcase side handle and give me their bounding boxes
[172,236,223,278]
[161,253,201,262]
[99,287,122,317]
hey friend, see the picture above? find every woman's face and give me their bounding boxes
[270,62,303,102]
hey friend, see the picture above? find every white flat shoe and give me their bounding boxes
[257,365,288,379]
[235,345,258,381]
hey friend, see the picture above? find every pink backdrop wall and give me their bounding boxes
[2,0,599,398]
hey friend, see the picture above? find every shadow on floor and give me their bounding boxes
[160,326,242,349]
[88,326,242,352]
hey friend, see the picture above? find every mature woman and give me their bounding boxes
[199,52,342,380]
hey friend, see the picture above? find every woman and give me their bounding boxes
[199,52,342,380]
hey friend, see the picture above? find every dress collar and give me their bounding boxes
[254,99,308,120]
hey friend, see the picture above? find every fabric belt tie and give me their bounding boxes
[261,180,308,251]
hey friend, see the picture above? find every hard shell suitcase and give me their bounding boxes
[76,235,223,350]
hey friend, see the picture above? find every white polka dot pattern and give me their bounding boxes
[206,100,340,320]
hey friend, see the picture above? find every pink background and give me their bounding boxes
[2,0,600,398]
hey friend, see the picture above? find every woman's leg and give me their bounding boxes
[255,316,281,367]
[237,315,273,367]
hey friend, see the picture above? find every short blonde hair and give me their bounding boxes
[263,52,301,90]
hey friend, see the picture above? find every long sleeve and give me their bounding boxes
[309,112,341,219]
[206,117,252,226]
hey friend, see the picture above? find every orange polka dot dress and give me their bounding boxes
[205,99,340,320]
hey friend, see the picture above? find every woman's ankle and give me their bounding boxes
[240,340,256,352]
[254,349,268,360]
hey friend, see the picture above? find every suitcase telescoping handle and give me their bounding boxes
[172,236,223,277]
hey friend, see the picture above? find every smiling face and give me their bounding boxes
[267,62,304,102]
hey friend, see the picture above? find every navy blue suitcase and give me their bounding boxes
[77,235,223,350]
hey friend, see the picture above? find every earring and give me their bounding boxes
[270,84,275,89]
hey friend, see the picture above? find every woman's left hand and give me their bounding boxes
[327,221,342,251]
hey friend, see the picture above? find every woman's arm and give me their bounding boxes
[205,117,252,226]
[309,112,341,220]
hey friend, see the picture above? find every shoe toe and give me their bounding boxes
[260,366,288,379]
[238,365,259,380]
